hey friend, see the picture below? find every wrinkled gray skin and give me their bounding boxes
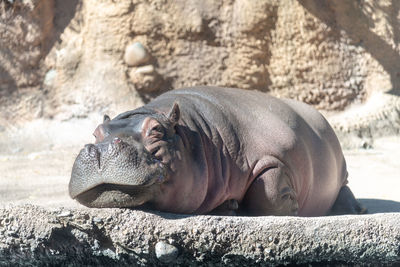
[70,87,364,216]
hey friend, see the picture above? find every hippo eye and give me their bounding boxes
[152,125,163,132]
[147,125,164,138]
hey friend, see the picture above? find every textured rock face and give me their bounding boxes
[0,0,53,91]
[0,205,399,266]
[0,0,54,121]
[1,0,400,124]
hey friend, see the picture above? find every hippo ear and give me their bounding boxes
[103,114,111,123]
[167,102,180,126]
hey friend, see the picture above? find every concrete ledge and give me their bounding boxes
[0,205,399,266]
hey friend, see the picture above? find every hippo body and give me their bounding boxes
[70,86,363,216]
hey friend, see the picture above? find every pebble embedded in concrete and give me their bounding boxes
[124,42,150,66]
[57,210,71,217]
[155,241,179,263]
[92,217,103,224]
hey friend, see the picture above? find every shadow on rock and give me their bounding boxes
[131,206,194,220]
[359,198,400,213]
[0,65,17,97]
[45,0,81,56]
[299,0,400,91]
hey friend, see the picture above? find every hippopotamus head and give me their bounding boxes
[69,103,181,208]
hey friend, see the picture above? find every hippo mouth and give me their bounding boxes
[73,183,155,208]
[69,137,166,207]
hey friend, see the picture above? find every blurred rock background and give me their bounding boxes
[1,0,400,142]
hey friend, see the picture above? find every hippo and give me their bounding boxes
[69,86,365,216]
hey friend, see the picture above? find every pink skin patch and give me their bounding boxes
[93,125,106,143]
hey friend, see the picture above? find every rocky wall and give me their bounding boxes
[1,0,400,126]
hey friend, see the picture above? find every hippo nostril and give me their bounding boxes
[84,144,96,155]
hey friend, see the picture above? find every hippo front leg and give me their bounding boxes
[241,166,299,216]
[210,199,239,216]
[329,185,368,215]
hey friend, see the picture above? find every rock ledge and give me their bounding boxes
[0,205,399,266]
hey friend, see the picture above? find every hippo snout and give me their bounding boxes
[82,144,100,168]
[79,137,136,171]
[69,137,166,208]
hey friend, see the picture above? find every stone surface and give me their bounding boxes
[2,0,400,138]
[128,65,162,93]
[0,0,54,122]
[327,92,400,148]
[155,241,179,263]
[124,42,150,67]
[0,205,399,266]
